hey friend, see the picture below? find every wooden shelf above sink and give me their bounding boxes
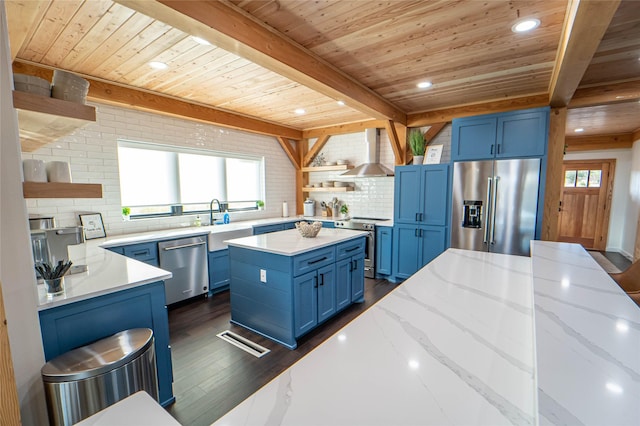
[12,90,96,152]
[23,182,102,199]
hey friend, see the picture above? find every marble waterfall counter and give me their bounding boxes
[216,248,538,425]
[214,242,640,426]
[531,241,640,425]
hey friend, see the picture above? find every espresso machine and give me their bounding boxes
[31,221,87,276]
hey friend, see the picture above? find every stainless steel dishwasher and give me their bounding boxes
[158,235,208,305]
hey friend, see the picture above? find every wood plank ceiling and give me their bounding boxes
[5,0,640,139]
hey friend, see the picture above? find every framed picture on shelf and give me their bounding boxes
[79,213,106,240]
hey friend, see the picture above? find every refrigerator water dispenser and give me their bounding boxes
[462,200,483,228]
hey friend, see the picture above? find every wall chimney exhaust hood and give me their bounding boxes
[341,128,394,177]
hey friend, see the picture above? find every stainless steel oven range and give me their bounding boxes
[334,217,387,278]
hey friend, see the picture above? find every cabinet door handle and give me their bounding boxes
[497,144,501,154]
[420,213,424,221]
[314,276,318,288]
[352,259,357,270]
[490,144,494,155]
[345,246,359,253]
[420,229,424,237]
[308,256,327,265]
[415,212,419,221]
[132,250,148,256]
[414,228,419,237]
[319,273,324,286]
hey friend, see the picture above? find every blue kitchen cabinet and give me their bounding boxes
[375,226,393,277]
[394,164,449,226]
[38,281,174,406]
[107,241,159,266]
[253,223,285,235]
[208,249,230,294]
[294,264,336,335]
[393,224,447,280]
[335,238,366,310]
[229,236,365,349]
[452,107,549,161]
[393,164,450,280]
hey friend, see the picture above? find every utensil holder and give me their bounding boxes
[44,277,64,294]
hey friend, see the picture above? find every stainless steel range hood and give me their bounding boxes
[341,128,394,177]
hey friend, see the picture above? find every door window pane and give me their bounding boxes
[588,170,602,187]
[576,170,589,187]
[564,170,577,187]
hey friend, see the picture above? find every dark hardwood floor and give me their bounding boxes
[164,278,398,425]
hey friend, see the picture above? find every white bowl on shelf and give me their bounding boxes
[322,181,334,187]
[324,161,336,166]
[336,159,348,165]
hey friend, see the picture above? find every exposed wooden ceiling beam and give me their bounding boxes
[548,0,620,107]
[424,123,447,143]
[303,120,388,139]
[565,133,633,152]
[303,135,330,167]
[569,80,640,108]
[13,61,301,139]
[115,0,406,124]
[384,121,404,166]
[407,94,549,126]
[276,137,301,170]
[634,128,640,143]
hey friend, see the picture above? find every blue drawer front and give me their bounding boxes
[336,237,365,261]
[292,247,335,276]
[123,242,158,266]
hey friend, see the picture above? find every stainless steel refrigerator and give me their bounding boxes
[450,158,540,256]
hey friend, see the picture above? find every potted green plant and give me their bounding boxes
[408,129,426,164]
[256,200,265,210]
[121,206,131,221]
[340,203,349,219]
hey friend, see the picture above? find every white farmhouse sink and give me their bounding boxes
[207,227,253,251]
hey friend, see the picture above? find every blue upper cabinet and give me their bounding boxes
[497,109,548,158]
[452,107,549,161]
[452,116,497,161]
[394,164,449,227]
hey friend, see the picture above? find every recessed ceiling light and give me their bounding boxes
[574,128,584,132]
[149,61,168,70]
[294,108,306,115]
[512,18,540,33]
[337,100,345,106]
[192,36,211,46]
[417,81,432,89]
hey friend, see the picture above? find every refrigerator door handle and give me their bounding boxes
[483,177,492,243]
[490,176,499,244]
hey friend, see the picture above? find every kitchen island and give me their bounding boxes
[227,227,367,349]
[213,242,640,425]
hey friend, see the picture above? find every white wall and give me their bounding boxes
[306,125,452,219]
[629,138,640,260]
[0,3,49,423]
[564,148,634,257]
[22,104,297,236]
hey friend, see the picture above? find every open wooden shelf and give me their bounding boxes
[23,182,103,199]
[13,90,96,152]
[301,164,354,172]
[302,186,354,193]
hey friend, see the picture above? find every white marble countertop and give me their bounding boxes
[213,248,538,425]
[226,228,368,256]
[531,241,640,425]
[75,391,180,426]
[36,239,171,311]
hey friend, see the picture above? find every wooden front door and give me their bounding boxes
[558,160,615,250]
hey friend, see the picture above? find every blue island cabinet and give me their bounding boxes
[38,281,174,406]
[229,236,366,349]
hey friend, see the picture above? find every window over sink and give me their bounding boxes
[117,140,265,217]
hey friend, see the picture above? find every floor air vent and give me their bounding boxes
[217,330,271,358]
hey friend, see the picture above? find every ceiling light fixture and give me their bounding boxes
[294,108,306,115]
[417,81,432,89]
[574,128,585,133]
[191,36,211,46]
[149,61,168,70]
[337,100,345,106]
[512,18,540,33]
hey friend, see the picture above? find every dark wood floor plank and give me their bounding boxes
[165,278,397,424]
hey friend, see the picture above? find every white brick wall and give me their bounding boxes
[23,103,296,236]
[306,125,452,219]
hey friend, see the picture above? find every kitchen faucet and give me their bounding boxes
[209,198,220,225]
